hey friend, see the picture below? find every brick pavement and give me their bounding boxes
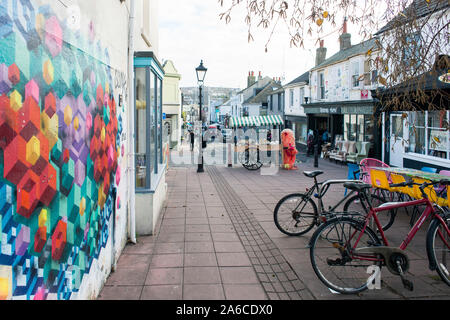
[98,152,450,300]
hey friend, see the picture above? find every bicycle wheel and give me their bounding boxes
[274,193,318,236]
[426,212,450,286]
[343,194,396,231]
[309,216,382,294]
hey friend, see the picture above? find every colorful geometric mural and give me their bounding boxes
[0,0,123,299]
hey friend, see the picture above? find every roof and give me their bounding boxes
[375,0,450,35]
[229,115,284,128]
[243,81,282,104]
[286,71,309,86]
[311,38,377,71]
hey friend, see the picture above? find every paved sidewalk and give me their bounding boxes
[98,157,450,300]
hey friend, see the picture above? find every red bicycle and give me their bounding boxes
[308,179,450,294]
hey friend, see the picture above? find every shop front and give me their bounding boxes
[134,51,167,235]
[373,56,450,170]
[304,101,380,158]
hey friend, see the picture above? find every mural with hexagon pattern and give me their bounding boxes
[0,0,124,299]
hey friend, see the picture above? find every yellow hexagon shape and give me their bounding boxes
[26,136,40,165]
[10,90,22,111]
[100,127,106,143]
[41,112,58,150]
[64,105,73,127]
[73,116,79,131]
[38,209,48,228]
[0,265,12,300]
[43,59,54,85]
[0,277,9,300]
[79,197,86,216]
[98,183,106,209]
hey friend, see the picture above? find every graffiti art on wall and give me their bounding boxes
[0,0,124,299]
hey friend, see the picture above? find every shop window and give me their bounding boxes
[135,67,150,188]
[344,114,349,140]
[427,111,448,159]
[157,78,163,165]
[134,62,164,190]
[299,87,305,107]
[364,115,374,144]
[407,112,426,155]
[357,115,364,141]
[363,60,371,86]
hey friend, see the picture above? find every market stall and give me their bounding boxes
[228,115,284,170]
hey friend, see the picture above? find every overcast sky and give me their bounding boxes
[158,1,368,89]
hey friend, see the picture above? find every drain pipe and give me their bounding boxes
[127,0,136,244]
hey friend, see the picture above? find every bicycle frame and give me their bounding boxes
[317,179,360,214]
[352,195,450,260]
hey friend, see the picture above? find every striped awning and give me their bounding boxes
[229,115,284,128]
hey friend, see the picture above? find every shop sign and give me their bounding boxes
[319,107,340,114]
[304,106,341,114]
[361,90,369,99]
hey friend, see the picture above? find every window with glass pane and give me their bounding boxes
[364,115,374,143]
[427,111,448,159]
[357,115,364,141]
[150,71,156,173]
[344,114,350,140]
[319,73,325,99]
[135,67,150,188]
[350,115,357,141]
[158,78,163,164]
[407,112,425,155]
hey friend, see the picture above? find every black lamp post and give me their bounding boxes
[196,60,207,173]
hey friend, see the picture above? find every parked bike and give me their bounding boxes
[273,170,395,236]
[308,179,450,293]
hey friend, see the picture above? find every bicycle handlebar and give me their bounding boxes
[389,179,450,188]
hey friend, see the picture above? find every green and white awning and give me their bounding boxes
[229,115,284,128]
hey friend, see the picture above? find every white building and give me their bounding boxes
[162,60,182,150]
[305,19,382,157]
[283,71,310,149]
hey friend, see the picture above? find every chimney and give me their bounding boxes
[258,71,262,80]
[339,17,351,51]
[247,71,256,87]
[315,39,327,66]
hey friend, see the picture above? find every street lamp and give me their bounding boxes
[196,60,207,173]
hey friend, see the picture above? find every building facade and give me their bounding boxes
[0,0,166,300]
[305,21,382,157]
[283,71,309,150]
[162,60,182,150]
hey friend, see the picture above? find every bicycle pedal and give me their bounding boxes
[400,276,414,291]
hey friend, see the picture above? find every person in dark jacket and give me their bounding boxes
[189,130,195,151]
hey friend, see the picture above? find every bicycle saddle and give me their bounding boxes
[303,170,324,178]
[343,182,372,192]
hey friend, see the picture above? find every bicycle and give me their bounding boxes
[273,170,395,236]
[308,179,450,294]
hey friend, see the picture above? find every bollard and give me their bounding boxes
[314,144,319,168]
[227,143,232,167]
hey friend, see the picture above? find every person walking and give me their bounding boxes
[189,130,195,151]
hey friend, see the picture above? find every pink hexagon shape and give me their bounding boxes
[25,79,39,103]
[115,165,121,186]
